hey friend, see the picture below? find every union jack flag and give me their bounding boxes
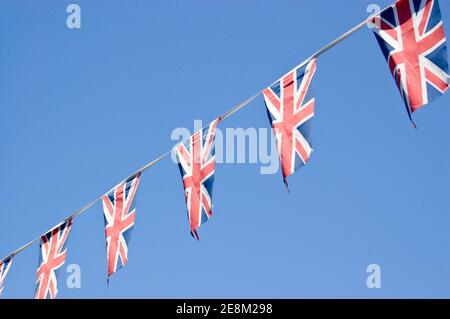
[372,0,449,127]
[102,173,141,277]
[0,256,13,297]
[175,118,221,240]
[263,59,317,187]
[35,218,73,299]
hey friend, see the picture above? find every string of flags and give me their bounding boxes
[35,219,73,299]
[0,0,449,298]
[102,173,141,278]
[372,0,449,128]
[175,118,221,240]
[0,256,13,296]
[263,58,317,189]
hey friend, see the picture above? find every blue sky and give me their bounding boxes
[0,0,449,298]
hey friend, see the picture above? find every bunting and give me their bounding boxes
[35,218,73,299]
[0,256,13,297]
[263,59,317,187]
[372,0,449,126]
[102,173,141,277]
[0,0,448,298]
[175,118,221,240]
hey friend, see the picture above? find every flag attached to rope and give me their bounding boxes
[0,256,13,297]
[175,118,221,240]
[35,218,73,299]
[102,173,141,278]
[263,59,317,188]
[372,0,449,127]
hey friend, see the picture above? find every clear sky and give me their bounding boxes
[0,0,449,298]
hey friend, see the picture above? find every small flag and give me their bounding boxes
[175,118,221,240]
[102,173,141,278]
[372,0,449,127]
[263,58,317,188]
[35,218,73,299]
[0,255,13,297]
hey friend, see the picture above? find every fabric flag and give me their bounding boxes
[263,58,317,188]
[372,0,449,127]
[0,256,13,297]
[175,118,221,240]
[35,218,73,299]
[102,172,141,278]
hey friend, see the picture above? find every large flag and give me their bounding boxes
[102,173,141,277]
[35,218,73,299]
[263,58,317,187]
[175,118,221,240]
[0,256,13,297]
[372,0,449,126]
